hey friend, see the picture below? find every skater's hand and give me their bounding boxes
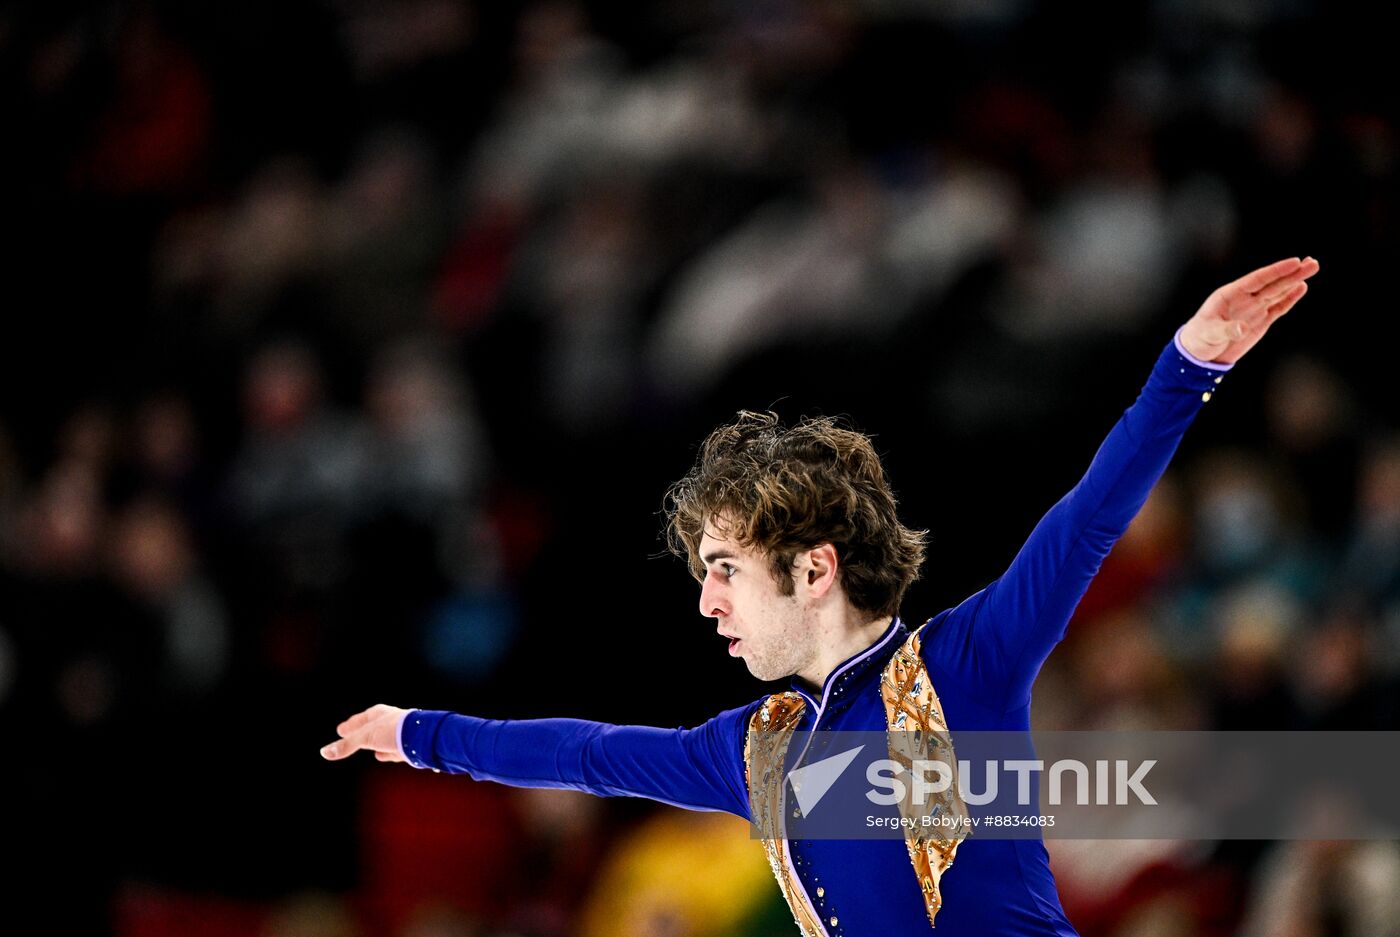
[1178,256,1320,364]
[321,703,410,763]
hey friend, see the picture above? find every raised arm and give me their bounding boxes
[321,702,756,818]
[919,257,1320,711]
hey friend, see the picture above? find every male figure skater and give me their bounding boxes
[322,256,1319,935]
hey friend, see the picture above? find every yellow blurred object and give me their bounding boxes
[578,810,775,937]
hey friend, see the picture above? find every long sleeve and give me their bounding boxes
[919,331,1231,712]
[396,702,758,818]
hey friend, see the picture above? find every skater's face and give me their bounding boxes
[697,523,815,682]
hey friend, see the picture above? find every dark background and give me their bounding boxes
[3,2,1399,935]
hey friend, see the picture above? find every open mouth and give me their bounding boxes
[728,637,741,655]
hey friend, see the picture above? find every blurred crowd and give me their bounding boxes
[4,1,1400,936]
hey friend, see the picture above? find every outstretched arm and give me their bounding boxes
[321,702,756,818]
[919,257,1319,712]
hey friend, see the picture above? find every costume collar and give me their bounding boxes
[789,616,908,715]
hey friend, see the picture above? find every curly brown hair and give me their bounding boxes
[664,411,926,619]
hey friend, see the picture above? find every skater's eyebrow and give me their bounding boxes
[702,549,737,566]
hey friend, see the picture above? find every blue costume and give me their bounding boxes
[398,333,1231,935]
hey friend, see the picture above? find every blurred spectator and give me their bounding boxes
[1182,450,1326,602]
[319,128,449,350]
[108,494,229,695]
[1264,355,1359,542]
[1291,601,1391,729]
[1240,839,1400,937]
[363,338,488,526]
[227,340,364,594]
[645,142,1020,400]
[468,1,627,205]
[1340,439,1400,631]
[19,459,108,581]
[128,392,216,529]
[262,893,363,937]
[336,0,475,84]
[501,788,609,935]
[76,7,212,198]
[995,106,1183,342]
[1065,609,1198,731]
[1205,584,1303,730]
[1073,477,1188,627]
[511,179,656,429]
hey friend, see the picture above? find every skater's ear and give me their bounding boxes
[796,543,839,599]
